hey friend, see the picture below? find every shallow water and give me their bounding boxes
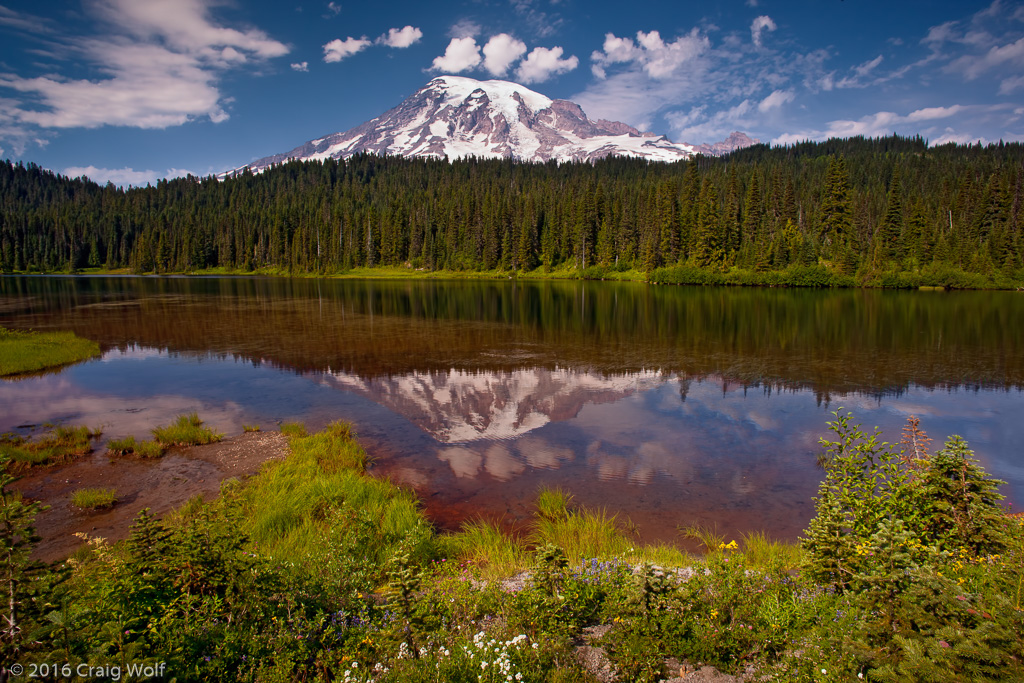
[2,275,1022,544]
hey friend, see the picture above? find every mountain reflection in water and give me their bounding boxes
[1,276,1022,544]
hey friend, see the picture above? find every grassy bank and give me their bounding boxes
[3,415,1022,682]
[17,261,1024,289]
[0,327,100,376]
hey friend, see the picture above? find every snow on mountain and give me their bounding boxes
[223,76,756,176]
[319,367,664,443]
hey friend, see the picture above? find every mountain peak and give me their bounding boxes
[225,77,756,175]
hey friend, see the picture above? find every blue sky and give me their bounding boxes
[1,0,1022,186]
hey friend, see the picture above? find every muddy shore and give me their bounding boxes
[12,430,289,563]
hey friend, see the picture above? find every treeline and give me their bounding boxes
[1,135,1022,283]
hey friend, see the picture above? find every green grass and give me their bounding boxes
[150,412,222,447]
[0,425,100,469]
[0,327,101,376]
[239,421,426,565]
[106,435,165,458]
[443,519,529,579]
[242,424,261,432]
[70,487,117,510]
[536,486,573,521]
[279,421,308,438]
[739,531,805,571]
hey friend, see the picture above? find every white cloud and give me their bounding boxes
[837,55,884,88]
[773,105,969,144]
[291,61,308,72]
[62,165,194,187]
[325,2,342,16]
[751,16,776,48]
[591,29,709,80]
[0,0,288,137]
[515,46,578,84]
[999,74,1024,94]
[378,25,422,49]
[93,0,287,60]
[448,19,480,39]
[667,100,754,144]
[322,37,371,63]
[948,35,1024,79]
[758,89,794,112]
[482,33,527,76]
[430,37,482,73]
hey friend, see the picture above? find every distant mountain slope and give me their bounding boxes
[224,76,758,175]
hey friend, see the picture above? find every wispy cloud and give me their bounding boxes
[291,61,309,72]
[63,164,194,187]
[772,105,969,144]
[750,16,776,48]
[0,0,288,144]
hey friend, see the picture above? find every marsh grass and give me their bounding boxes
[279,421,307,438]
[444,519,529,578]
[151,412,222,446]
[0,327,100,376]
[240,421,425,565]
[106,435,165,458]
[679,523,726,553]
[71,487,117,510]
[0,425,99,468]
[740,531,804,570]
[536,486,573,520]
[242,424,261,432]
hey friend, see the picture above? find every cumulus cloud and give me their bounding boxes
[322,37,371,62]
[482,33,527,76]
[591,29,709,80]
[290,61,308,72]
[430,37,482,73]
[515,46,578,84]
[750,16,776,48]
[0,0,287,137]
[448,19,480,39]
[378,25,422,49]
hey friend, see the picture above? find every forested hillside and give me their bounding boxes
[1,136,1021,285]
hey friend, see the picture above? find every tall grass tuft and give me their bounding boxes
[71,487,117,509]
[679,523,726,553]
[536,486,573,521]
[151,412,222,447]
[239,421,430,569]
[740,531,804,570]
[0,425,99,468]
[444,519,529,578]
[279,422,307,438]
[106,435,165,458]
[530,503,633,564]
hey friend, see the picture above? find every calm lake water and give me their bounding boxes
[2,275,1023,545]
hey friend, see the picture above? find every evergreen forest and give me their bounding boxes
[1,135,1022,287]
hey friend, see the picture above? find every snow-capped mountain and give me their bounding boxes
[225,77,757,174]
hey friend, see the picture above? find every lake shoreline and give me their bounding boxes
[3,261,1022,290]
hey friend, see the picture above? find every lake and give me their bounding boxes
[2,275,1022,546]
